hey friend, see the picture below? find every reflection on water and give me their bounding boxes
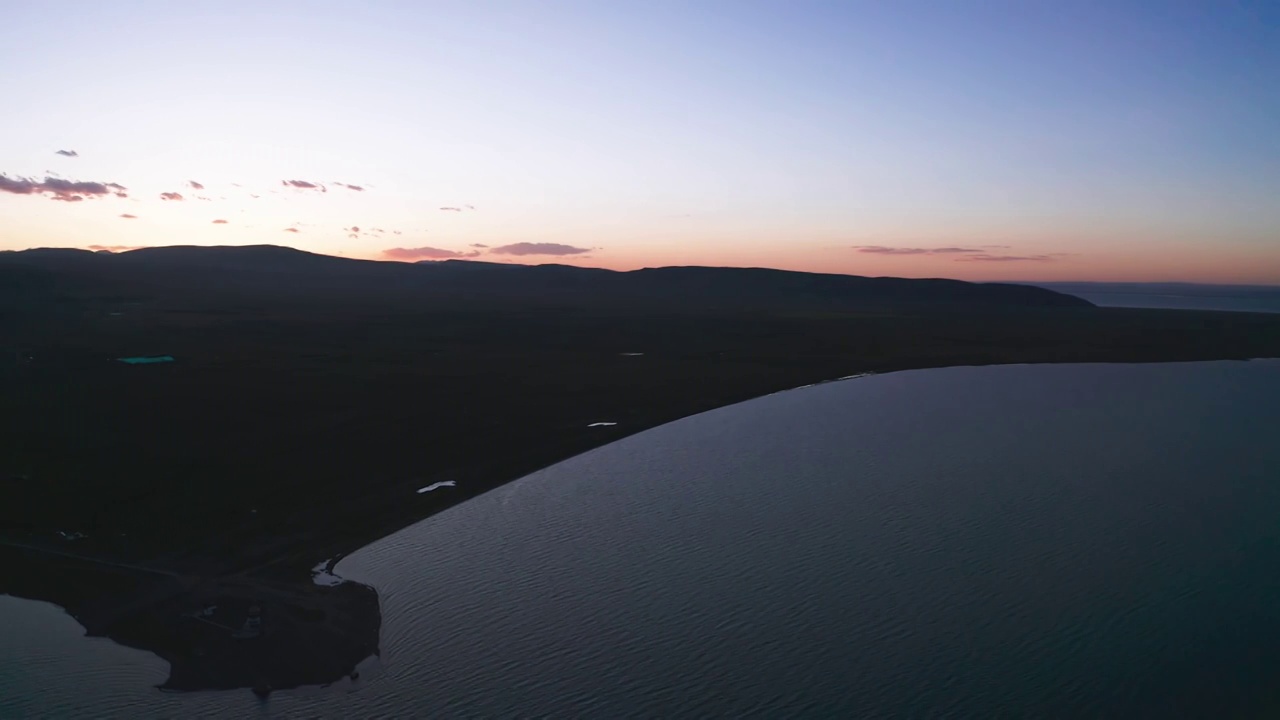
[3,360,1280,717]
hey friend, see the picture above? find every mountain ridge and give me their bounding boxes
[0,244,1093,310]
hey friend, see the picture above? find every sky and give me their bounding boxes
[2,1,1278,283]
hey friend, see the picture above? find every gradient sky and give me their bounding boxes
[3,1,1278,282]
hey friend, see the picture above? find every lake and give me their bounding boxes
[3,360,1280,717]
[1032,283,1280,314]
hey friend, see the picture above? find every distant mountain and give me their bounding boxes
[0,244,1093,311]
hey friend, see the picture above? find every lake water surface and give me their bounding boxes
[3,360,1280,718]
[1032,283,1280,314]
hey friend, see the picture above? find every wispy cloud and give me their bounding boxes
[852,245,985,255]
[188,180,204,190]
[211,219,229,224]
[439,206,462,212]
[283,179,326,192]
[489,242,592,256]
[87,244,144,252]
[382,246,482,260]
[335,182,365,192]
[0,174,127,201]
[470,243,489,248]
[159,192,184,201]
[119,213,138,219]
[55,149,79,158]
[955,253,1063,262]
[283,227,300,233]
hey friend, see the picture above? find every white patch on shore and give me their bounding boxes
[416,481,457,494]
[839,372,874,380]
[311,559,347,587]
[587,422,618,427]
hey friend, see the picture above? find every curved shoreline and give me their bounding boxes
[4,304,1280,694]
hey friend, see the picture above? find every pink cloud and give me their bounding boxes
[489,242,592,256]
[382,246,482,260]
[852,245,985,255]
[955,253,1069,263]
[0,174,126,202]
[283,179,326,192]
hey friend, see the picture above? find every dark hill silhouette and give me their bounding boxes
[0,244,1092,310]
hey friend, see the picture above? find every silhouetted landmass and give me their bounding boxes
[2,244,1278,693]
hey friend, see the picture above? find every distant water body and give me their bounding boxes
[1034,282,1280,314]
[4,360,1280,718]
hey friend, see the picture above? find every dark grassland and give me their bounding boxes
[2,246,1278,692]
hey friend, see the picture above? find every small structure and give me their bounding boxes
[233,605,262,639]
[117,355,175,365]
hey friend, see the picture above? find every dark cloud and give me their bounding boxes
[55,149,79,157]
[0,176,39,194]
[382,246,482,260]
[120,213,138,219]
[852,245,984,256]
[439,206,462,212]
[336,183,365,191]
[0,174,126,201]
[489,242,592,256]
[955,254,1057,262]
[470,243,489,248]
[189,180,204,190]
[283,179,327,192]
[159,192,184,201]
[211,219,229,224]
[283,227,300,233]
[393,230,402,235]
